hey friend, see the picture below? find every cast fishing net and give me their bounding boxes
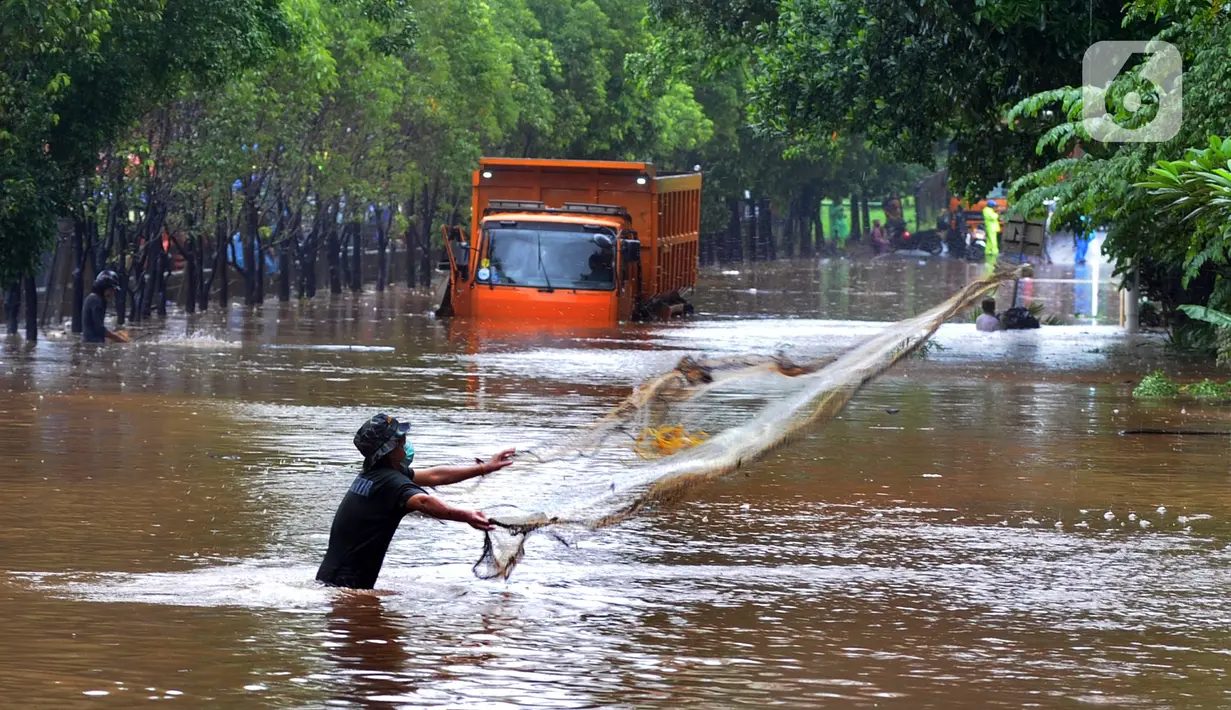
[474,265,1029,580]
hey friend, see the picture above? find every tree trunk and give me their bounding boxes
[216,220,229,310]
[197,233,209,312]
[339,223,352,290]
[849,194,862,242]
[128,248,141,323]
[131,247,145,321]
[861,189,872,239]
[758,199,775,260]
[304,203,323,299]
[305,229,318,298]
[447,189,463,227]
[156,244,168,318]
[245,195,260,305]
[376,206,389,292]
[299,201,320,300]
[185,241,197,314]
[278,211,293,303]
[797,196,812,258]
[779,203,793,259]
[71,219,86,334]
[725,198,741,263]
[115,220,127,326]
[328,223,342,295]
[813,197,826,254]
[87,217,99,283]
[404,196,417,288]
[296,230,308,301]
[255,226,265,305]
[745,201,758,261]
[103,191,120,277]
[297,222,309,301]
[5,283,20,335]
[23,276,37,341]
[419,182,439,289]
[350,220,362,293]
[140,248,157,320]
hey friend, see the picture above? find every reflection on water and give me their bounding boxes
[1,258,1227,708]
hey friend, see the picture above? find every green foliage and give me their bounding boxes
[652,0,1134,198]
[1133,371,1181,398]
[1138,137,1231,286]
[1002,6,1231,346]
[1181,379,1231,398]
[1180,304,1231,328]
[910,339,946,360]
[5,0,934,287]
[1179,304,1231,365]
[0,0,291,284]
[1132,370,1231,398]
[1218,328,1231,368]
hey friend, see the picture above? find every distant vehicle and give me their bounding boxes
[965,226,987,262]
[436,158,701,325]
[935,196,1008,260]
[890,226,943,255]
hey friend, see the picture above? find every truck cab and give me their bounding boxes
[437,159,700,326]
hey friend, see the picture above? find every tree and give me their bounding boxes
[0,0,290,287]
[1004,0,1231,334]
[651,0,1140,198]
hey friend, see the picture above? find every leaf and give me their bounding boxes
[1179,305,1231,328]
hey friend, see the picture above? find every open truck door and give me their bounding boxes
[435,225,470,318]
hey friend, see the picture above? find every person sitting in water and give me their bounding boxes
[870,219,890,255]
[82,270,129,344]
[316,414,515,590]
[976,298,1003,332]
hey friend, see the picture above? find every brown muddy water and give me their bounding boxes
[2,258,1230,709]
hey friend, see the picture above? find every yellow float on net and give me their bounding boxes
[633,425,709,459]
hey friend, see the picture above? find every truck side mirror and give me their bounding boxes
[439,225,470,277]
[452,240,470,267]
[621,239,641,264]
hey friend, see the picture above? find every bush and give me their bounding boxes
[1181,379,1231,399]
[1133,371,1181,398]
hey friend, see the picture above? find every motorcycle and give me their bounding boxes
[944,225,967,259]
[888,219,943,255]
[965,227,987,262]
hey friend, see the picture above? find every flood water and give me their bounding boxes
[3,257,1231,709]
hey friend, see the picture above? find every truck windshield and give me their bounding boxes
[484,222,616,291]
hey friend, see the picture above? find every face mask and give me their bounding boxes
[402,439,415,465]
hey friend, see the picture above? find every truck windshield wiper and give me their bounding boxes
[536,230,553,292]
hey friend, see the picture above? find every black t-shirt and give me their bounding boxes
[82,293,107,344]
[316,465,427,589]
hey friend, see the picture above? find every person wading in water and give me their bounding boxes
[316,413,515,590]
[82,271,130,344]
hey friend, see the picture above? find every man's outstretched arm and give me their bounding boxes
[406,493,493,531]
[414,448,515,487]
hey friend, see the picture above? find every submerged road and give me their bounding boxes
[2,258,1227,708]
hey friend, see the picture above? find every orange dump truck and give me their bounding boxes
[436,158,701,325]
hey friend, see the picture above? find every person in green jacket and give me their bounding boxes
[982,200,1002,261]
